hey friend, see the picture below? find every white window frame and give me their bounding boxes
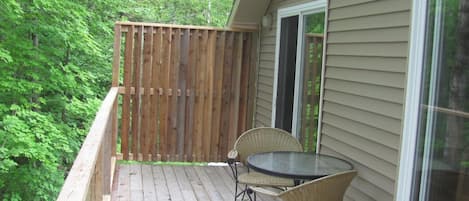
[395,0,429,200]
[271,0,327,143]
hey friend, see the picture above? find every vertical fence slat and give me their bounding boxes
[219,32,234,158]
[185,29,197,162]
[178,29,190,161]
[227,33,244,153]
[132,25,144,160]
[194,29,205,162]
[122,25,134,160]
[142,26,153,160]
[211,32,225,161]
[151,27,162,160]
[202,30,216,161]
[159,27,171,161]
[238,33,252,135]
[168,28,181,161]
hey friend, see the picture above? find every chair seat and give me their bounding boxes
[238,171,295,187]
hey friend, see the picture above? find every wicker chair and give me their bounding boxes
[227,127,303,201]
[251,170,357,201]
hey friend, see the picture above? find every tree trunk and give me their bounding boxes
[445,0,469,166]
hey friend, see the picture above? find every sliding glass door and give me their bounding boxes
[409,0,469,200]
[273,1,326,152]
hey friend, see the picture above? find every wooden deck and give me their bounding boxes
[111,163,277,201]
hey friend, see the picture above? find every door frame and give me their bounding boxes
[271,0,327,144]
[396,0,429,200]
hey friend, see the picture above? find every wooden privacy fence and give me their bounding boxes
[112,22,257,162]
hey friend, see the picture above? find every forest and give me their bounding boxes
[0,0,232,200]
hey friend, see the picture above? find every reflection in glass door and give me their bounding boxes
[411,0,469,200]
[296,12,324,152]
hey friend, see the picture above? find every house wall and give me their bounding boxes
[254,0,412,200]
[320,0,411,200]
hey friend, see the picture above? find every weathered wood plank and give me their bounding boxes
[238,33,252,136]
[173,166,198,201]
[111,24,122,156]
[193,166,225,201]
[130,164,143,200]
[141,165,157,201]
[203,30,216,161]
[210,32,226,161]
[151,165,171,201]
[168,28,181,161]
[117,165,130,201]
[150,27,162,160]
[162,166,185,201]
[141,26,153,161]
[121,26,134,160]
[219,32,234,159]
[185,29,197,162]
[227,33,243,153]
[246,33,258,132]
[193,29,205,162]
[117,21,257,32]
[184,166,211,200]
[177,29,190,161]
[159,27,171,161]
[204,166,232,201]
[132,26,144,160]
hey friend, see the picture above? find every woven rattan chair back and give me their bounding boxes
[234,127,303,164]
[278,170,357,201]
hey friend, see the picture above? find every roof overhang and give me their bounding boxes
[227,0,271,30]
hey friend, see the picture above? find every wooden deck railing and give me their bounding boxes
[112,22,258,162]
[57,88,118,201]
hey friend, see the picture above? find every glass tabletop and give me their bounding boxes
[246,151,353,180]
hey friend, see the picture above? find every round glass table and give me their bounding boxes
[246,151,353,182]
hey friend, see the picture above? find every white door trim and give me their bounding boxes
[395,0,429,200]
[271,0,326,140]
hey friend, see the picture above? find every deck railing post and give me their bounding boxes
[111,24,122,156]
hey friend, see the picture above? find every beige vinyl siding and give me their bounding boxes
[320,0,411,201]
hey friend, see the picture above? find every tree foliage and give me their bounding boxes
[0,0,232,200]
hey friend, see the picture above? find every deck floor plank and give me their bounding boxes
[141,165,157,201]
[183,166,211,201]
[130,164,144,201]
[151,165,171,201]
[162,165,185,201]
[193,166,226,201]
[203,166,233,201]
[173,166,198,201]
[117,163,130,201]
[112,164,277,201]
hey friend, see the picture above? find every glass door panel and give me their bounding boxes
[297,12,324,152]
[412,0,469,200]
[275,16,299,132]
